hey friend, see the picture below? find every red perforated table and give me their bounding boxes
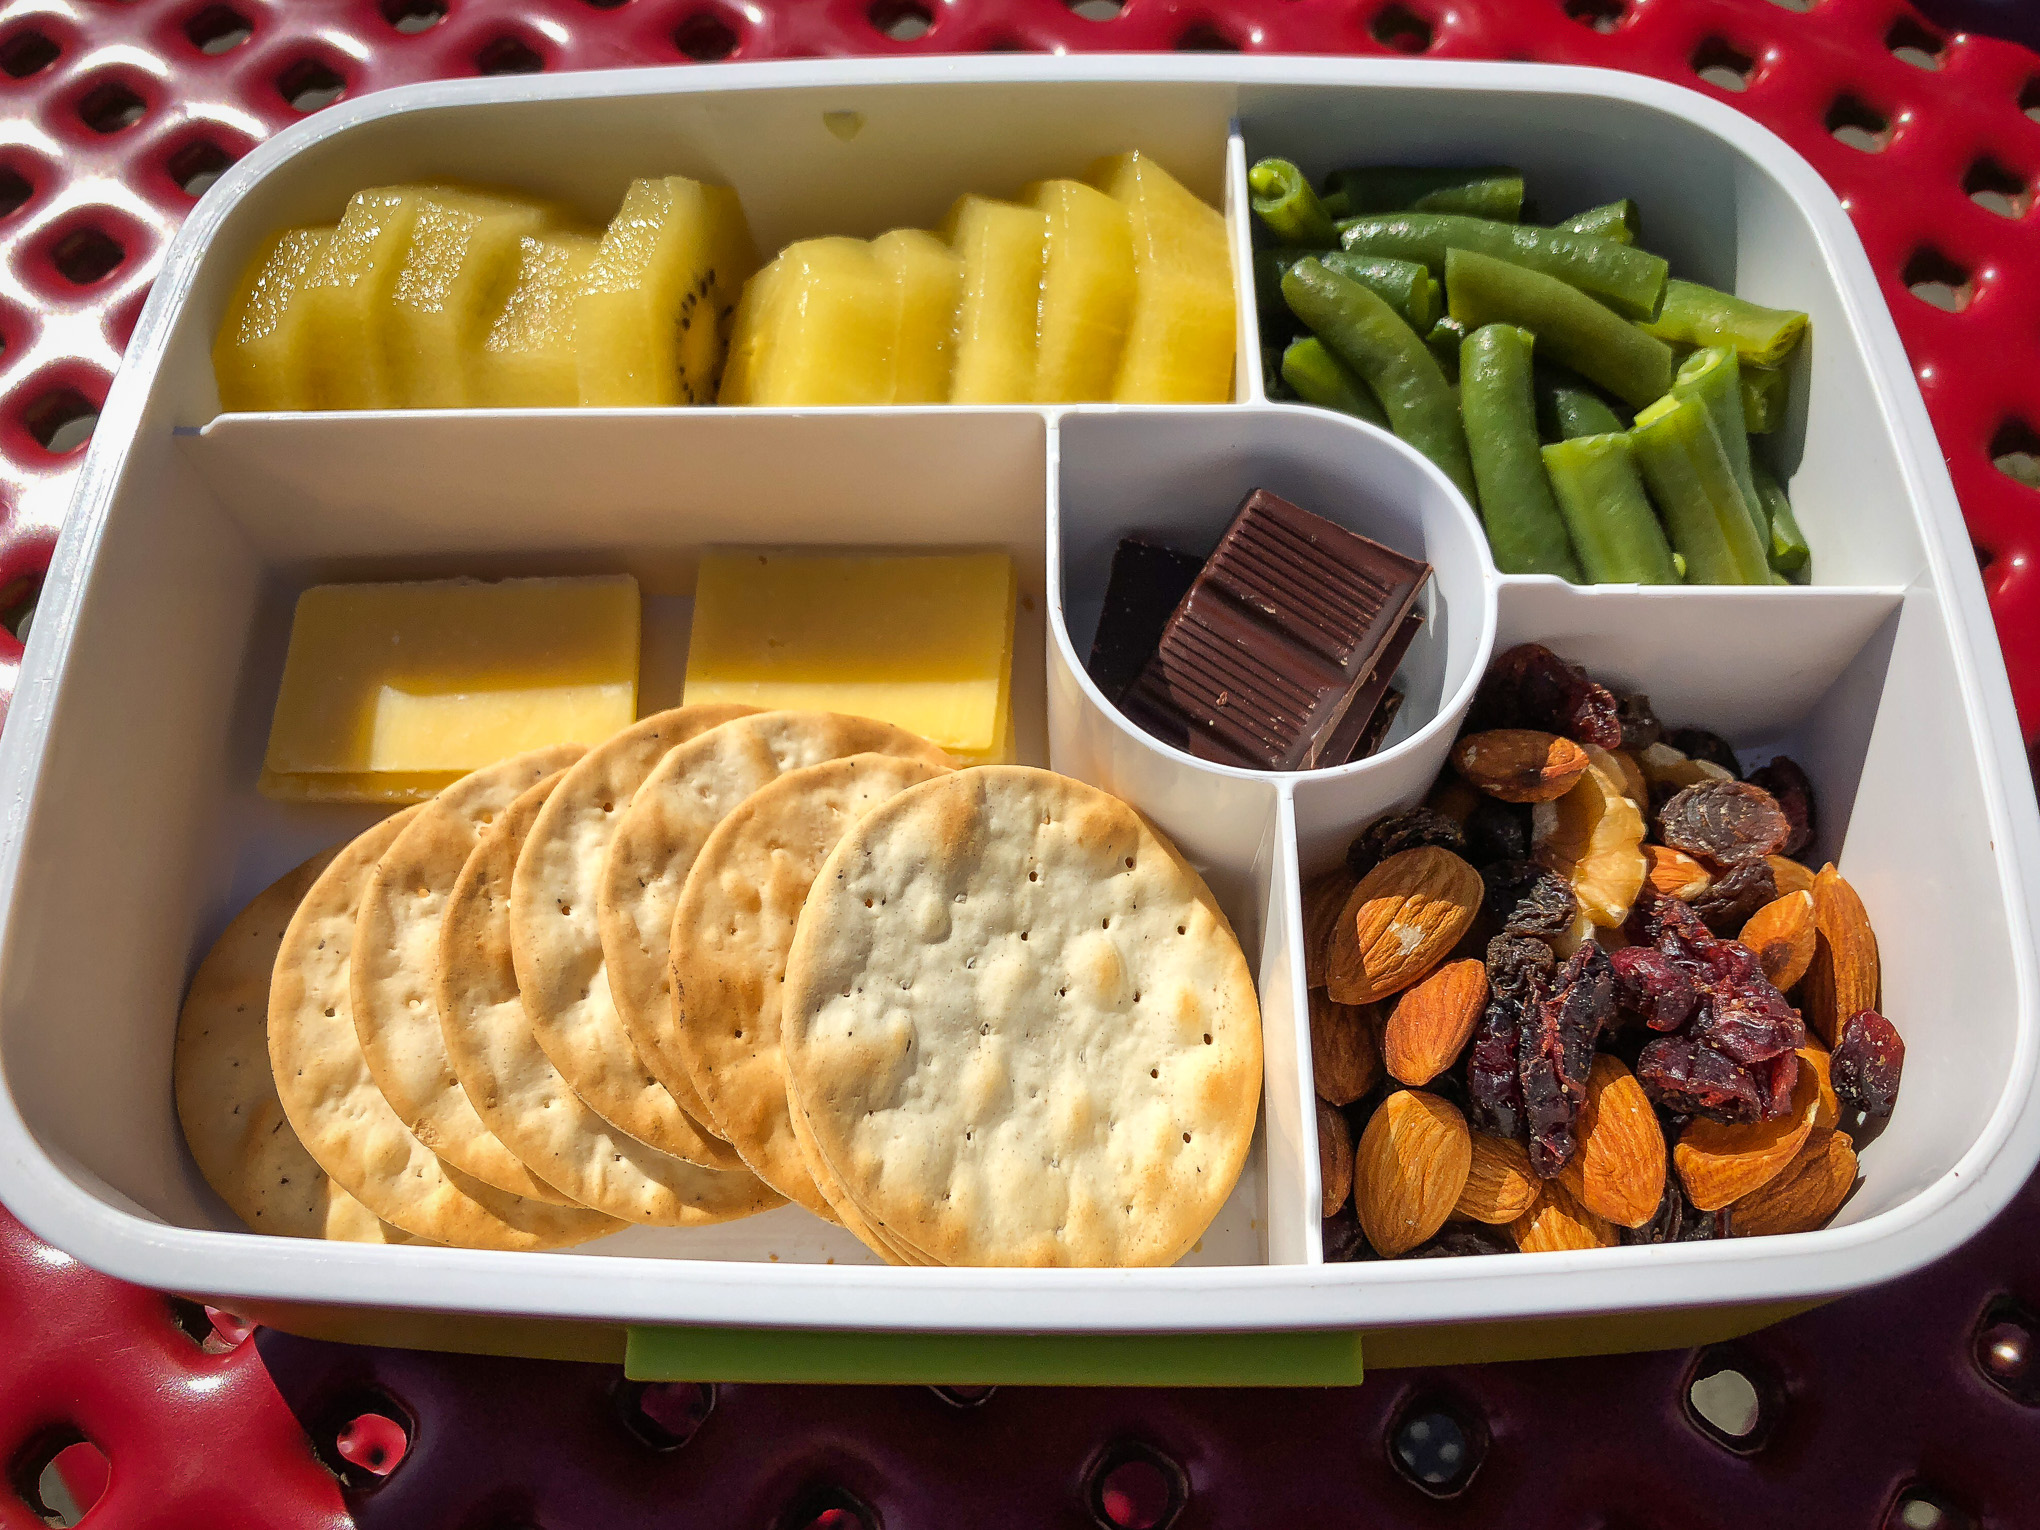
[1,1,2037,1528]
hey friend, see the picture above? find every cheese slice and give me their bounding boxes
[261,575,640,800]
[682,552,1015,755]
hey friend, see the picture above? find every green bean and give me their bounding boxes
[1257,250,1438,331]
[1324,165,1524,221]
[1629,393,1770,584]
[1445,248,1676,406]
[1321,187,1351,220]
[1282,258,1475,501]
[1280,336,1389,427]
[1753,459,1811,579]
[1459,325,1582,579]
[1741,364,1788,433]
[1672,346,1766,549]
[1557,200,1641,245]
[1640,279,1808,366]
[1541,434,1679,584]
[1426,316,1465,381]
[1339,212,1668,320]
[1249,158,1339,247]
[1535,367,1628,440]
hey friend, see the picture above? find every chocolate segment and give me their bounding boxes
[1324,609,1422,765]
[1086,537,1203,705]
[1118,490,1431,770]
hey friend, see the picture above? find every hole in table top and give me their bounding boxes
[776,1486,878,1530]
[185,5,251,53]
[1886,1487,1979,1530]
[278,57,345,112]
[1885,15,1944,69]
[869,0,931,41]
[1087,1444,1186,1530]
[1964,155,2030,218]
[1067,0,1124,18]
[1683,1347,1781,1453]
[1826,94,1891,152]
[1902,247,1973,312]
[1,574,40,644]
[476,35,545,74]
[1991,420,2040,490]
[0,28,59,77]
[614,1378,715,1449]
[77,79,146,133]
[1175,22,1239,50]
[1561,0,1624,33]
[1387,1392,1486,1498]
[929,1383,997,1407]
[24,389,97,453]
[310,1390,412,1493]
[2023,77,2040,124]
[583,0,630,8]
[166,137,232,197]
[1691,36,1756,92]
[0,165,30,220]
[674,12,739,60]
[1766,0,1814,10]
[12,1432,108,1528]
[381,0,446,32]
[1973,1295,2039,1402]
[1371,4,1432,53]
[51,225,124,285]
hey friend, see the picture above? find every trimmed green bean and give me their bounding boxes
[1325,165,1524,221]
[1280,336,1389,427]
[1426,316,1465,381]
[1257,250,1438,331]
[1446,247,1676,406]
[1753,459,1811,579]
[1535,367,1628,440]
[1629,393,1771,584]
[1339,212,1668,320]
[1282,258,1475,501]
[1460,325,1582,579]
[1672,346,1767,549]
[1249,158,1339,247]
[1641,279,1808,366]
[1741,364,1788,433]
[1541,434,1679,584]
[1557,200,1641,245]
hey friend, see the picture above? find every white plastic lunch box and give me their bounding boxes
[0,55,2034,1386]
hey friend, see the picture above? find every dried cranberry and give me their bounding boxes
[1690,859,1778,937]
[1344,807,1466,880]
[1617,691,1663,750]
[1665,727,1741,778]
[1745,756,1817,858]
[1610,945,1697,1031]
[1624,882,1710,948]
[1832,1010,1905,1117]
[1463,796,1531,866]
[1322,1205,1377,1262]
[1481,859,1577,938]
[1518,942,1615,1176]
[1620,1181,1684,1245]
[1636,1034,1763,1123]
[1467,935,1552,1139]
[1751,1049,1800,1119]
[1470,643,1622,751]
[1409,1224,1513,1258]
[1658,780,1791,868]
[1686,938,1804,1066]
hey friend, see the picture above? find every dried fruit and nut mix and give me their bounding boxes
[1309,642,1905,1262]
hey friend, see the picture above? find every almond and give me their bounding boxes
[1352,1089,1472,1257]
[1767,856,1816,897]
[1317,1097,1354,1217]
[1803,864,1879,1046]
[1674,1060,1821,1211]
[1427,777,1483,824]
[1310,989,1382,1106]
[1645,845,1713,900]
[1383,959,1488,1085]
[1638,742,1734,791]
[1798,1045,1839,1129]
[1452,729,1591,803]
[1325,847,1482,1005]
[1453,1132,1540,1224]
[1558,1055,1666,1228]
[1510,1179,1617,1253]
[1303,867,1357,990]
[1730,1128,1857,1237]
[1740,890,1816,991]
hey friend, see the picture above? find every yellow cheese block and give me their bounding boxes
[873,228,962,404]
[388,188,558,407]
[1088,152,1236,403]
[475,228,602,407]
[943,195,1046,404]
[261,575,641,800]
[683,552,1015,755]
[745,238,895,406]
[1027,178,1136,403]
[299,185,450,409]
[213,226,335,412]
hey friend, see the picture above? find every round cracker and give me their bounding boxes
[439,771,784,1225]
[784,1079,930,1266]
[512,705,756,1166]
[269,808,623,1251]
[601,711,949,1136]
[174,847,411,1243]
[782,767,1263,1268]
[353,744,586,1204]
[669,752,948,1217]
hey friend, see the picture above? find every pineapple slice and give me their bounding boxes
[298,185,453,409]
[1533,762,1647,927]
[387,188,557,407]
[213,226,334,411]
[576,176,758,407]
[1087,151,1236,403]
[872,228,961,404]
[474,228,601,408]
[1025,178,1135,403]
[742,238,895,406]
[943,194,1046,404]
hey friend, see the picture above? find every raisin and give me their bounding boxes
[1463,796,1531,865]
[1623,882,1710,949]
[1620,1180,1684,1245]
[1678,1201,1732,1241]
[1690,859,1778,936]
[1344,807,1466,879]
[1636,1034,1763,1123]
[1746,756,1817,858]
[1481,859,1578,938]
[1409,1224,1513,1258]
[1517,941,1614,1176]
[1616,691,1663,751]
[1321,1205,1378,1262]
[1657,780,1791,868]
[1470,642,1623,751]
[1467,935,1551,1139]
[1832,1009,1905,1116]
[1665,727,1741,778]
[1609,945,1697,1031]
[1486,931,1556,993]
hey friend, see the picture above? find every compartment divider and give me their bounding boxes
[1225,124,1265,406]
[1269,786,1324,1265]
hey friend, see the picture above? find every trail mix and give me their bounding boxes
[1314,642,1903,1260]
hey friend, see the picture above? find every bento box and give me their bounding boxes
[0,53,2035,1386]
